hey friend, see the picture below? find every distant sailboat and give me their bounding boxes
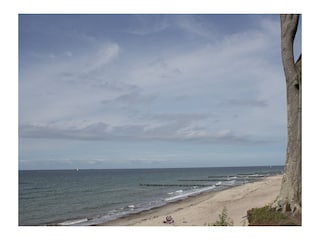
[76,168,79,172]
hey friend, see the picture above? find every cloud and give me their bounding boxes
[126,15,218,41]
[92,80,138,92]
[125,15,170,36]
[145,112,208,122]
[19,117,276,146]
[54,42,121,83]
[19,15,287,170]
[128,17,281,100]
[224,99,268,108]
[19,122,110,140]
[113,90,157,105]
[19,41,125,124]
[147,57,183,79]
[174,15,218,40]
[85,42,120,72]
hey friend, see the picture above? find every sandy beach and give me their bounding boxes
[99,175,282,226]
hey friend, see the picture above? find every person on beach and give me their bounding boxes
[163,216,174,224]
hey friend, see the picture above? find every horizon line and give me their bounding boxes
[19,164,284,171]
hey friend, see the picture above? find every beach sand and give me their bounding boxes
[99,175,282,226]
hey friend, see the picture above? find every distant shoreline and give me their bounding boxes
[19,165,284,171]
[98,175,282,226]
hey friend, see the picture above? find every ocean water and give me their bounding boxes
[19,166,283,226]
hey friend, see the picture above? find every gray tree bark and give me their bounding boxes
[273,14,301,214]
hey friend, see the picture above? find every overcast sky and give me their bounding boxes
[18,14,301,170]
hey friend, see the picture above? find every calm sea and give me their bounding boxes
[19,166,283,226]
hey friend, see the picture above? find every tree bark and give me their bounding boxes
[273,14,301,214]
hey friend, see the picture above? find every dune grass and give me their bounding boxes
[247,206,301,226]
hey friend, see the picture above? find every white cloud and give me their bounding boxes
[128,18,280,98]
[84,42,120,72]
[19,15,286,155]
[21,17,295,170]
[174,15,217,40]
[19,41,123,124]
[125,15,170,36]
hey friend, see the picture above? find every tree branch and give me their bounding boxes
[280,14,300,85]
[281,14,299,41]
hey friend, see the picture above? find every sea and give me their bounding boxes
[19,165,283,226]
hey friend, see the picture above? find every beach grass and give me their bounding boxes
[247,205,301,226]
[208,207,234,226]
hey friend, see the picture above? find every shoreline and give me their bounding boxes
[97,175,282,226]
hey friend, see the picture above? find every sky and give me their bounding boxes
[18,14,302,170]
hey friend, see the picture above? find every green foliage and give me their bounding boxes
[247,205,300,226]
[209,207,234,226]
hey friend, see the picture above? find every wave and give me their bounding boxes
[178,179,222,182]
[247,174,265,178]
[76,200,167,226]
[165,185,216,202]
[228,176,238,180]
[221,180,236,186]
[57,218,89,226]
[140,183,212,187]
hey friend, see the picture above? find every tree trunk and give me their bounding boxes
[273,14,301,214]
